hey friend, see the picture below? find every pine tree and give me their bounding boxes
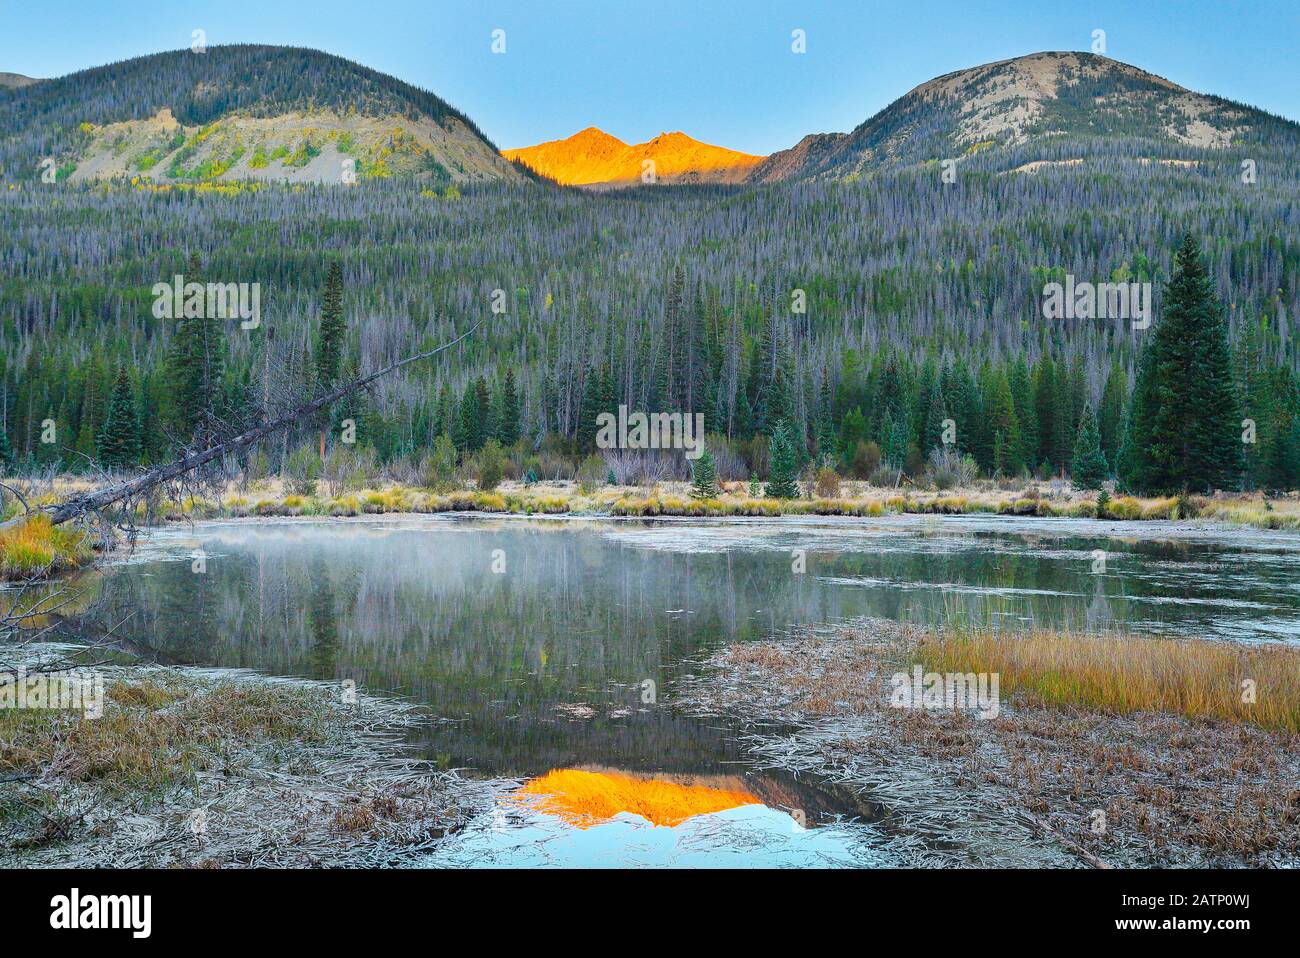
[1098,360,1126,468]
[986,370,1023,476]
[1120,234,1242,494]
[1070,405,1109,490]
[453,382,479,453]
[316,262,345,388]
[766,420,800,498]
[315,261,346,457]
[496,367,520,446]
[576,367,602,452]
[689,448,720,499]
[167,253,225,446]
[0,424,13,472]
[98,368,141,470]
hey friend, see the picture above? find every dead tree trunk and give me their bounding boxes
[1,322,481,531]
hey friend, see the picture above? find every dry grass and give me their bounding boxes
[922,629,1300,733]
[681,620,1300,867]
[22,475,1300,531]
[0,673,333,792]
[0,514,94,580]
[0,659,498,866]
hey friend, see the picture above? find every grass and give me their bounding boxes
[691,621,1300,867]
[0,673,333,793]
[920,628,1300,733]
[1198,498,1300,530]
[0,514,94,580]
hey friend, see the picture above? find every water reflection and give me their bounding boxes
[51,513,1297,866]
[76,515,1300,786]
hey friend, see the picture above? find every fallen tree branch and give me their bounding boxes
[0,322,482,531]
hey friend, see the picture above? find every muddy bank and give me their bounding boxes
[675,621,1300,868]
[1,650,502,867]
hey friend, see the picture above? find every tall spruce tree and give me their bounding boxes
[496,367,520,446]
[1070,405,1109,490]
[766,420,800,498]
[1120,234,1242,494]
[167,252,225,447]
[315,261,346,457]
[98,368,141,470]
[689,447,720,499]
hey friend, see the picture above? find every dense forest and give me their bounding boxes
[2,150,1298,493]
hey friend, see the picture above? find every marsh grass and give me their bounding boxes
[0,659,496,866]
[0,514,94,580]
[921,629,1300,732]
[0,673,333,793]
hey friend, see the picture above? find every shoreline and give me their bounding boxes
[5,479,1298,581]
[0,649,503,867]
[674,620,1300,868]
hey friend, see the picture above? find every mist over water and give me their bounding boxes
[75,514,1300,866]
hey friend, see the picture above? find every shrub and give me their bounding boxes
[813,467,842,499]
[576,455,606,494]
[421,435,458,492]
[284,443,322,496]
[477,439,505,492]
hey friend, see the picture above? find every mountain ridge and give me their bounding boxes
[748,50,1300,182]
[0,45,523,185]
[503,127,764,187]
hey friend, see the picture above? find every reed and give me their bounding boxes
[921,628,1300,732]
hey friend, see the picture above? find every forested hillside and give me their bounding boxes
[0,46,522,185]
[2,153,1297,490]
[1,48,1298,494]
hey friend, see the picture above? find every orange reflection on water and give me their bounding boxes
[515,768,760,828]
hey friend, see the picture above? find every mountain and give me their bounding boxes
[750,51,1300,181]
[0,45,523,185]
[503,127,764,187]
[0,72,41,89]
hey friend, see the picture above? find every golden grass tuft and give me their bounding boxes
[0,514,94,580]
[921,629,1300,733]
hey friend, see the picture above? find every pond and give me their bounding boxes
[68,514,1300,867]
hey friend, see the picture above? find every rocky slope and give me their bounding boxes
[749,51,1300,181]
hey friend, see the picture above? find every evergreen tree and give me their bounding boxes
[316,262,346,388]
[1070,405,1109,490]
[1120,234,1242,494]
[985,370,1023,476]
[576,367,602,452]
[167,253,225,446]
[0,424,13,472]
[766,420,800,498]
[496,367,520,446]
[453,382,479,453]
[689,448,720,499]
[315,261,346,456]
[98,368,141,470]
[1097,360,1126,468]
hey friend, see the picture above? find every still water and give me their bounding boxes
[77,514,1300,866]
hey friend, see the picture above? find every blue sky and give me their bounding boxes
[2,1,1297,153]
